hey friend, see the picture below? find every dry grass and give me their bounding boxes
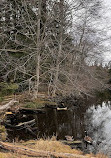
[0,150,44,158]
[20,139,109,158]
[31,139,83,154]
[96,153,109,158]
[0,139,109,158]
[22,138,83,155]
[0,152,31,158]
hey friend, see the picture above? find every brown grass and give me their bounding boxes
[0,139,109,158]
[29,139,83,154]
[20,139,109,158]
[0,152,30,158]
[96,153,109,158]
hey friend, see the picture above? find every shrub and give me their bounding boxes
[0,82,18,96]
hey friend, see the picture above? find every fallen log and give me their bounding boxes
[61,140,83,149]
[0,100,18,111]
[0,141,95,158]
[45,104,57,109]
[16,119,35,127]
[19,108,46,114]
[61,140,82,145]
[57,107,67,111]
[5,119,35,129]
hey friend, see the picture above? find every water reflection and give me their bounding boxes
[86,101,111,156]
[7,106,87,141]
[43,107,86,140]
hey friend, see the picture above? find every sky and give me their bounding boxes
[102,0,111,64]
[71,0,111,64]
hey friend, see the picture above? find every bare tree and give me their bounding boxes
[0,0,109,98]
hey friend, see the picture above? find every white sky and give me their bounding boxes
[102,0,111,64]
[71,0,111,64]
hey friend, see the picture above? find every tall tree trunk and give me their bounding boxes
[35,0,47,98]
[35,53,40,98]
[41,0,47,35]
[52,0,64,96]
[35,0,41,98]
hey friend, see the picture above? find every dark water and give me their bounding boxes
[6,101,111,156]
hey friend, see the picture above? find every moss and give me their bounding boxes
[0,132,7,141]
[0,97,4,103]
[0,126,6,133]
[0,82,18,96]
[22,99,57,109]
[23,102,42,109]
[0,126,7,141]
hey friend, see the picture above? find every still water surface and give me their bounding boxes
[85,101,111,156]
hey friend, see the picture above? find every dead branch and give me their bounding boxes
[0,100,18,111]
[5,119,35,129]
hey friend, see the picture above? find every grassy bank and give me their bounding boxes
[0,139,108,158]
[0,92,57,109]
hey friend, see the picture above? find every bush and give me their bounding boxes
[23,99,57,109]
[0,82,18,96]
[0,97,4,103]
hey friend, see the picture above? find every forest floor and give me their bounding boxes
[0,92,58,109]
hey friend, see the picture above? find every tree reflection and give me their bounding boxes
[86,102,111,156]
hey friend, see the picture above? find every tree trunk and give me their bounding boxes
[52,0,64,96]
[35,0,41,98]
[35,0,47,98]
[35,52,40,97]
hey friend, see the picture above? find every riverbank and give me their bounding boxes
[0,139,108,158]
[1,90,110,110]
